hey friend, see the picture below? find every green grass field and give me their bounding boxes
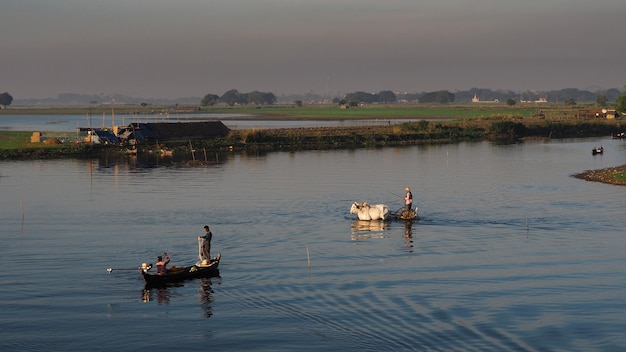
[0,103,595,120]
[188,104,568,120]
[0,131,32,149]
[0,131,78,149]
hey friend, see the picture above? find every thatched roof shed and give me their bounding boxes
[121,121,230,143]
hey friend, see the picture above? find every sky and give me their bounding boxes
[2,0,625,99]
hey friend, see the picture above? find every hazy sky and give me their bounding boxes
[3,0,625,99]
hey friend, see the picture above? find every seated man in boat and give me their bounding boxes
[156,252,170,275]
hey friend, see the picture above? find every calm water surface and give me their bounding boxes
[1,137,625,351]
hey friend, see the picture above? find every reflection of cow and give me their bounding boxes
[351,219,387,233]
[349,202,390,220]
[350,220,386,240]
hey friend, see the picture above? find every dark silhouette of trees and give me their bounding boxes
[344,91,376,104]
[247,91,276,105]
[0,92,13,108]
[219,89,245,106]
[212,89,276,106]
[615,86,626,113]
[201,94,220,106]
[419,91,455,104]
[377,90,397,103]
[344,90,397,104]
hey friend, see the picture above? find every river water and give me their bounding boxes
[1,133,625,351]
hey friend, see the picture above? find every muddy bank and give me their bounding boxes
[573,165,626,186]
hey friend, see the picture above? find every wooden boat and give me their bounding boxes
[613,132,625,139]
[592,146,604,155]
[391,207,419,221]
[141,253,221,286]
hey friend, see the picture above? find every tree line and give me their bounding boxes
[2,86,626,110]
[201,89,276,106]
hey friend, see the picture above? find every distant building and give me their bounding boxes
[472,93,499,103]
[521,97,548,103]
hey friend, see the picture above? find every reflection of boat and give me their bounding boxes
[390,207,419,221]
[592,146,604,155]
[140,254,221,287]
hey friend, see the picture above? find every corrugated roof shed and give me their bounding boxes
[128,121,230,143]
[93,129,121,144]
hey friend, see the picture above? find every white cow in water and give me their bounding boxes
[350,201,390,221]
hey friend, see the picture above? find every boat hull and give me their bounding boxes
[141,254,220,286]
[391,208,419,221]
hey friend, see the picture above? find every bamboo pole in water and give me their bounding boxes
[306,246,310,268]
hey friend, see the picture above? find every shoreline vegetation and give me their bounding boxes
[1,104,625,185]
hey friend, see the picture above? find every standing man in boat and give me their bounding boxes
[199,225,213,263]
[404,187,413,214]
[156,252,170,275]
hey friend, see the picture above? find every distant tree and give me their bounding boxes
[246,91,276,105]
[596,95,608,107]
[140,102,148,107]
[201,94,220,106]
[0,92,13,108]
[377,90,397,103]
[564,98,576,106]
[419,91,455,104]
[605,88,622,102]
[294,100,303,107]
[247,91,264,105]
[262,92,276,105]
[615,87,626,112]
[506,99,516,106]
[345,91,376,104]
[220,89,245,106]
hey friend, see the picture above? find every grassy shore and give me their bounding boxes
[0,102,595,120]
[573,165,626,185]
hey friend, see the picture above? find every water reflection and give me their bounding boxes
[142,286,173,304]
[198,277,220,318]
[350,219,387,240]
[141,276,220,318]
[403,220,414,250]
